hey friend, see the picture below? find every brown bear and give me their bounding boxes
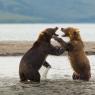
[19,27,65,83]
[53,27,91,81]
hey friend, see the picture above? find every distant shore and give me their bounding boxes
[0,41,94,56]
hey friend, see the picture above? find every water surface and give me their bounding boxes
[0,55,95,79]
[0,55,95,95]
[0,24,95,41]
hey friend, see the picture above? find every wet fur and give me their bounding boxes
[19,27,64,83]
[54,27,91,81]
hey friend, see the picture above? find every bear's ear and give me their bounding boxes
[39,32,49,39]
[38,32,50,41]
[40,32,44,37]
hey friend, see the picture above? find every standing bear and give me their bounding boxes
[54,27,91,81]
[19,27,65,83]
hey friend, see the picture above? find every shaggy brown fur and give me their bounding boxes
[54,27,91,81]
[19,27,65,83]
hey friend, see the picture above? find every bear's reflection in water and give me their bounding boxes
[0,55,94,95]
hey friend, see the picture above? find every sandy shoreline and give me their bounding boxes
[0,41,94,56]
[0,42,94,95]
[0,77,95,95]
[0,41,32,56]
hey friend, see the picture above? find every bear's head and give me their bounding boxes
[61,27,80,41]
[38,27,58,42]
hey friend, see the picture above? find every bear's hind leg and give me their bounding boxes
[80,74,90,81]
[29,71,41,83]
[19,72,27,82]
[42,61,51,79]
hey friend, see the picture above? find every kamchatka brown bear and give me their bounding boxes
[19,27,65,83]
[54,27,91,81]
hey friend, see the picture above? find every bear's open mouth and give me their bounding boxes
[62,33,66,37]
[61,28,67,37]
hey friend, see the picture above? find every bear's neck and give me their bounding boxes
[70,37,81,41]
[70,36,84,48]
[70,34,81,41]
[33,38,50,48]
[37,36,51,43]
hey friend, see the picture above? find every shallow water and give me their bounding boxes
[0,24,95,41]
[0,55,95,95]
[0,55,95,79]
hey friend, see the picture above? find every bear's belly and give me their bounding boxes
[68,51,89,74]
[20,53,47,70]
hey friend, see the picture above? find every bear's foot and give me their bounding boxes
[72,72,90,81]
[79,74,90,81]
[72,72,80,80]
[20,80,28,83]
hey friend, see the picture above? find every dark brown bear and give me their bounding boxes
[19,27,65,83]
[54,27,91,81]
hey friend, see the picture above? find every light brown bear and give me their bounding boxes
[54,27,91,81]
[19,27,65,83]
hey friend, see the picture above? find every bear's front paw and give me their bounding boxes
[53,35,63,42]
[56,48,65,55]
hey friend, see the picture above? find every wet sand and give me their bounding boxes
[0,41,33,56]
[0,78,95,95]
[0,41,95,95]
[0,41,94,56]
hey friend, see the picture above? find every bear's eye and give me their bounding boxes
[68,32,71,35]
[73,31,78,35]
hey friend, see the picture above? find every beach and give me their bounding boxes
[0,41,94,56]
[0,41,94,95]
[0,78,95,95]
[0,24,94,95]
